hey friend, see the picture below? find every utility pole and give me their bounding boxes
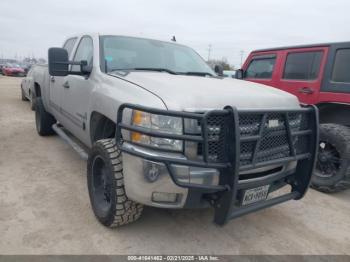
[240,50,244,67]
[207,44,212,61]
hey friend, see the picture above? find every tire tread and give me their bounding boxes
[35,97,56,136]
[89,139,143,227]
[311,124,350,193]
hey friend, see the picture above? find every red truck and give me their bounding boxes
[237,42,350,192]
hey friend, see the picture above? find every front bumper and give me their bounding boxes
[116,103,319,225]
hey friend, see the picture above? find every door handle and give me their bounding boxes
[298,87,314,94]
[50,76,55,83]
[63,81,70,88]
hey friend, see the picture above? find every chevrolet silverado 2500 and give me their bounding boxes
[32,33,318,227]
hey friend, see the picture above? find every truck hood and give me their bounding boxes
[111,71,300,111]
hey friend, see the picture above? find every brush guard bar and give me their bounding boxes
[116,103,319,224]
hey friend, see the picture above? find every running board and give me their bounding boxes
[52,124,88,161]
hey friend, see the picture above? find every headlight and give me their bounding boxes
[131,110,183,151]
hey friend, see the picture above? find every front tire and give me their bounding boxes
[87,139,143,227]
[35,97,56,136]
[311,124,350,193]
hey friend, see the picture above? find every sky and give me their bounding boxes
[0,0,349,68]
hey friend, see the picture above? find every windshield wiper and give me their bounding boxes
[110,67,178,75]
[133,67,178,75]
[182,72,214,77]
[108,68,214,77]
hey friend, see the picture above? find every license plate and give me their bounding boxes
[242,185,270,206]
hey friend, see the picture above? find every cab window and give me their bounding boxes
[245,56,276,79]
[331,49,350,83]
[63,38,77,57]
[283,51,323,80]
[72,36,93,72]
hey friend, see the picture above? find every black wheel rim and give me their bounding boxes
[91,156,112,213]
[315,141,341,178]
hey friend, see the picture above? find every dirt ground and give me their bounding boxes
[0,75,349,255]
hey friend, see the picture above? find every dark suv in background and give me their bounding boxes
[237,42,350,192]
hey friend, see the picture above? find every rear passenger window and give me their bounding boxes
[283,51,323,80]
[245,57,276,79]
[63,38,77,57]
[332,49,350,83]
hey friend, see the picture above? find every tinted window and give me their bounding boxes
[72,37,93,72]
[63,38,77,57]
[332,49,350,83]
[245,57,276,79]
[283,51,323,80]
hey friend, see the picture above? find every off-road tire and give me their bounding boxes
[21,87,28,101]
[87,139,143,227]
[35,97,56,136]
[311,124,350,193]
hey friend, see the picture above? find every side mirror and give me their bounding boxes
[48,48,69,76]
[214,64,224,76]
[48,48,92,77]
[80,60,92,74]
[235,69,244,79]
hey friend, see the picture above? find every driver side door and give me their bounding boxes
[49,37,77,121]
[60,36,94,144]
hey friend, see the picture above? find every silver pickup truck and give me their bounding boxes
[32,33,318,228]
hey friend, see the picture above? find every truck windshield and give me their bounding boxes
[100,35,214,76]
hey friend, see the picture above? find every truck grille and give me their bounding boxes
[203,110,312,170]
[206,114,228,162]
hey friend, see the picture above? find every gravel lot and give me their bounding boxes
[0,75,349,255]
